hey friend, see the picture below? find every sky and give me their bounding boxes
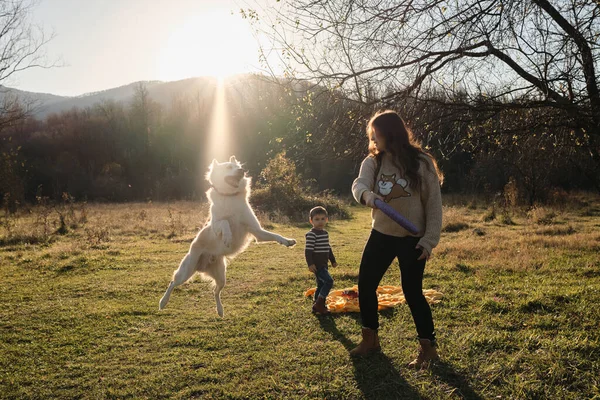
[12,0,277,96]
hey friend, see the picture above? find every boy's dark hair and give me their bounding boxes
[309,206,328,220]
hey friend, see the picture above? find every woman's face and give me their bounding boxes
[371,127,386,152]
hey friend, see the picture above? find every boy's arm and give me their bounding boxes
[304,232,315,267]
[305,250,315,267]
[328,246,337,264]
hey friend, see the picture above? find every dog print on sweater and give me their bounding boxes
[377,173,411,202]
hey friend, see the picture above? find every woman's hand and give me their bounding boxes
[362,191,384,208]
[416,244,430,260]
[308,264,317,273]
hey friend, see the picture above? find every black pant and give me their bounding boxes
[358,229,435,341]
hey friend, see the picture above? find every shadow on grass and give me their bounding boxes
[318,315,422,400]
[430,361,484,400]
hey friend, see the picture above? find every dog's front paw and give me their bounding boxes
[222,235,232,248]
[284,238,297,247]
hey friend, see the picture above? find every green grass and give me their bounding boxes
[1,197,600,399]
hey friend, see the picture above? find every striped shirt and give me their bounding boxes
[305,228,336,269]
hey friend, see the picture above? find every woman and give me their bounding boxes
[350,110,443,368]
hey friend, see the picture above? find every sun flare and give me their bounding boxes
[158,10,258,80]
[206,77,231,162]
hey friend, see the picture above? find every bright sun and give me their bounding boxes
[157,10,258,80]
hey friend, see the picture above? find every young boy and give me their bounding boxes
[305,206,337,315]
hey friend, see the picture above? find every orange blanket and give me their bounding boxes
[304,285,443,313]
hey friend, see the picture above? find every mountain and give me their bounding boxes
[0,86,68,112]
[3,76,229,119]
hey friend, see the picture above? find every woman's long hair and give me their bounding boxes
[367,110,444,189]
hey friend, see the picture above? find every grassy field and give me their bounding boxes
[1,195,600,399]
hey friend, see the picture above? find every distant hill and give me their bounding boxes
[0,86,68,112]
[2,76,233,119]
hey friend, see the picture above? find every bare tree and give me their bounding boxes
[249,0,600,189]
[0,0,55,129]
[0,0,55,209]
[0,0,51,81]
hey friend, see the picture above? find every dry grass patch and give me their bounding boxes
[527,206,559,225]
[441,206,471,232]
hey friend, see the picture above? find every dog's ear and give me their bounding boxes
[229,156,237,163]
[211,159,218,167]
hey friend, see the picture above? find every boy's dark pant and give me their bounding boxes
[315,266,334,299]
[358,229,435,341]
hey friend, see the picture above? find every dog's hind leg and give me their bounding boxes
[211,256,227,317]
[159,249,204,310]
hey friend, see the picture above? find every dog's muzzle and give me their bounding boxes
[225,169,245,187]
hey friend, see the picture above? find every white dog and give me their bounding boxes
[159,156,296,317]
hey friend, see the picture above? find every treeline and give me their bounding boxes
[0,75,597,210]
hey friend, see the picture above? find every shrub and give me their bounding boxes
[443,222,470,232]
[251,187,351,221]
[547,187,569,209]
[442,206,470,232]
[527,206,557,225]
[472,228,485,236]
[482,207,496,222]
[85,226,110,247]
[503,177,520,208]
[535,225,575,236]
[251,152,351,221]
[467,201,478,210]
[500,212,514,225]
[91,176,131,202]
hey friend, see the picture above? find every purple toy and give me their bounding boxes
[374,199,419,235]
